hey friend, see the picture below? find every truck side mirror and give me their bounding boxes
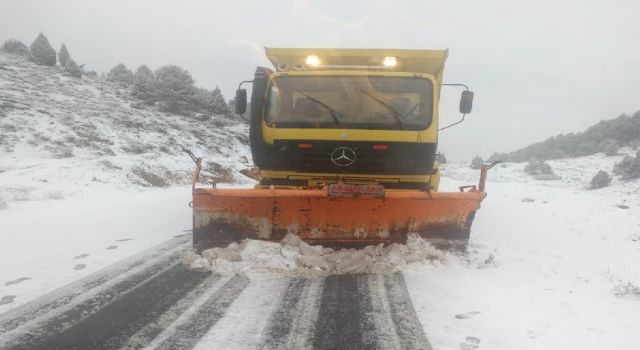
[459,90,474,114]
[235,88,247,115]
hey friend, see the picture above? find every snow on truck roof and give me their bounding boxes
[265,47,449,82]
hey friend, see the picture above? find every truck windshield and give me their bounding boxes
[264,75,434,130]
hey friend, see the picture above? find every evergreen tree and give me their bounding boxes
[107,63,134,85]
[470,155,483,169]
[29,33,56,66]
[64,58,82,78]
[58,43,70,66]
[132,65,156,103]
[210,87,229,113]
[154,65,196,114]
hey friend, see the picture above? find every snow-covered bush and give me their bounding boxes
[436,152,447,164]
[64,58,82,78]
[132,65,156,103]
[613,280,640,298]
[590,170,612,189]
[0,195,7,209]
[29,33,56,66]
[193,86,229,114]
[107,63,134,85]
[154,65,196,114]
[1,39,29,56]
[470,155,483,169]
[613,150,640,179]
[58,43,70,66]
[524,160,554,175]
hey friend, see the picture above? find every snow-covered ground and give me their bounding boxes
[184,151,640,349]
[0,53,251,313]
[2,52,640,349]
[408,154,640,350]
[0,53,252,208]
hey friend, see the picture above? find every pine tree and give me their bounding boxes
[58,44,70,66]
[210,87,229,113]
[64,58,82,78]
[107,63,135,85]
[470,155,483,169]
[154,65,196,114]
[132,65,156,103]
[29,33,57,66]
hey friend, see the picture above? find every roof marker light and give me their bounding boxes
[306,55,320,66]
[383,56,397,67]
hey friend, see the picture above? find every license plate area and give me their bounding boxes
[328,184,385,198]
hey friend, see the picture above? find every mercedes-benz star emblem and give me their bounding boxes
[330,147,356,166]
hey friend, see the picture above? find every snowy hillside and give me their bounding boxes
[0,53,252,208]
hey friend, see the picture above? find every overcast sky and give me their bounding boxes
[1,0,639,160]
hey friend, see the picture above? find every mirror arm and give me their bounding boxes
[439,113,466,131]
[439,83,471,131]
[441,83,469,90]
[238,80,254,90]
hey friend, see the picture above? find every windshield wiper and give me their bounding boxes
[359,89,404,129]
[300,93,342,124]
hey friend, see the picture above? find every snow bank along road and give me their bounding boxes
[0,237,431,350]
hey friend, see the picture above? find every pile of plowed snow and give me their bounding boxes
[183,234,495,276]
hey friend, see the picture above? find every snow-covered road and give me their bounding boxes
[0,238,430,350]
[1,153,639,350]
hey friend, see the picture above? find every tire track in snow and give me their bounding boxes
[259,277,324,350]
[149,274,249,350]
[312,274,364,349]
[0,236,188,335]
[310,272,430,350]
[117,273,223,349]
[2,249,187,347]
[191,276,290,350]
[384,273,431,350]
[9,264,209,350]
[2,244,429,350]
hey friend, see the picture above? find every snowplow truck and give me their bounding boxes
[190,48,491,252]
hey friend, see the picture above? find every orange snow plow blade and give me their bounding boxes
[192,184,487,252]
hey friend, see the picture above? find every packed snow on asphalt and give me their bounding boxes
[2,148,639,349]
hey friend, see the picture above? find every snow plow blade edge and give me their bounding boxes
[192,188,486,252]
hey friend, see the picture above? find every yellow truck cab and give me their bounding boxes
[236,48,468,191]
